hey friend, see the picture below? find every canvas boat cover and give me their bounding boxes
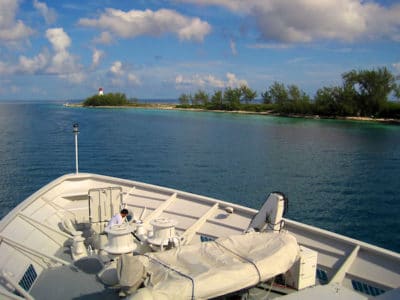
[128,231,299,299]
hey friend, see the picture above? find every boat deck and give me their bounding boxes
[29,249,292,300]
[0,173,399,299]
[30,254,119,300]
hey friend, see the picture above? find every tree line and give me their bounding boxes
[177,67,400,118]
[83,93,142,106]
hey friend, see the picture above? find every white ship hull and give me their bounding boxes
[0,173,399,299]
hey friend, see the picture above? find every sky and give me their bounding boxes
[0,0,400,101]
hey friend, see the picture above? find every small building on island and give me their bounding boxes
[98,88,104,96]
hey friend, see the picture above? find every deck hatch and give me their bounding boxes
[200,235,215,242]
[316,268,328,284]
[18,264,37,291]
[351,279,385,296]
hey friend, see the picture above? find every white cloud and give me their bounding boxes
[0,0,33,42]
[46,28,71,52]
[226,72,247,88]
[179,0,248,13]
[0,27,84,83]
[91,49,104,68]
[251,0,366,43]
[33,0,57,24]
[175,75,185,84]
[49,51,73,73]
[175,74,224,88]
[206,75,226,88]
[110,61,124,76]
[60,72,86,84]
[175,72,247,90]
[128,73,141,85]
[181,0,400,43]
[93,31,113,44]
[108,61,142,87]
[18,51,50,74]
[45,28,81,77]
[393,62,400,73]
[230,39,237,55]
[247,43,291,49]
[79,8,211,42]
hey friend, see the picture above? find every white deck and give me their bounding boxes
[0,173,399,299]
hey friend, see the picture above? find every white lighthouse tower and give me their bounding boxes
[98,87,104,96]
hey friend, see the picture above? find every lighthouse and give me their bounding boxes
[98,87,104,96]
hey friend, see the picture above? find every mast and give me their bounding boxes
[73,123,79,174]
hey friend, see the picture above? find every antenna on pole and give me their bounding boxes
[73,123,79,174]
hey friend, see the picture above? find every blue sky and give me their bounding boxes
[0,0,400,100]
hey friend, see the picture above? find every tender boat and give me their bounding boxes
[0,125,399,299]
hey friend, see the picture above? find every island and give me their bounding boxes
[77,67,400,123]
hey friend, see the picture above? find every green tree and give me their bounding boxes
[223,87,241,110]
[210,90,223,109]
[314,86,341,115]
[240,85,257,104]
[337,84,358,116]
[261,90,272,104]
[342,67,398,116]
[287,85,302,101]
[193,90,209,106]
[289,85,311,113]
[179,93,191,106]
[267,82,289,105]
[83,93,129,106]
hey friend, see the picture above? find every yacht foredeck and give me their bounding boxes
[0,173,399,299]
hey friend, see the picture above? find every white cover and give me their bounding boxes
[130,231,299,299]
[247,192,286,231]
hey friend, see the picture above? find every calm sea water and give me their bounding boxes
[0,101,399,252]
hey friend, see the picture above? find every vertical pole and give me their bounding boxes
[75,133,79,174]
[73,123,79,174]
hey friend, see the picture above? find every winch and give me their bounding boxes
[104,223,137,254]
[146,218,179,250]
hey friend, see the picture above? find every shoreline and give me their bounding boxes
[64,103,400,125]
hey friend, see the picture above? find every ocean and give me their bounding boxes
[0,101,399,252]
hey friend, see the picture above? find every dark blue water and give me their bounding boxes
[1,102,399,252]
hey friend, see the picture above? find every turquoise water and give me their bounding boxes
[0,102,399,252]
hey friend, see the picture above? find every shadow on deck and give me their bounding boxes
[30,257,120,300]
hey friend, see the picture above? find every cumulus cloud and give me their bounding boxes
[175,72,247,89]
[179,0,247,13]
[108,61,141,87]
[226,72,247,88]
[33,0,57,24]
[0,0,33,42]
[18,51,50,74]
[180,0,400,43]
[79,8,211,42]
[46,28,71,52]
[91,49,104,68]
[93,31,113,44]
[110,61,124,76]
[45,28,82,78]
[0,27,84,83]
[175,74,224,88]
